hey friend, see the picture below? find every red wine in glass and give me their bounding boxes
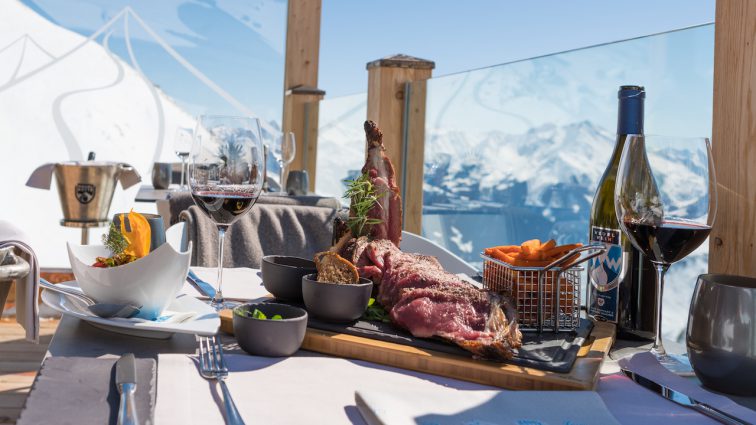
[622,220,711,265]
[191,190,258,226]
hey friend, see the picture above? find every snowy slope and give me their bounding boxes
[0,0,195,266]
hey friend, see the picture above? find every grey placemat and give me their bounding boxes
[18,356,156,425]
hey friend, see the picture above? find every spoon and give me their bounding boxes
[39,279,141,319]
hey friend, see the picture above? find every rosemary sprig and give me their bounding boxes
[343,172,383,237]
[102,222,128,255]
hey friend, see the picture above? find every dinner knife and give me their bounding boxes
[621,368,752,425]
[187,270,216,298]
[116,353,139,425]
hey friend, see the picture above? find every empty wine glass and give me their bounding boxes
[615,135,716,374]
[278,132,296,191]
[190,115,264,310]
[174,128,193,190]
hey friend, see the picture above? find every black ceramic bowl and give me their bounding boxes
[261,255,317,301]
[687,273,756,396]
[232,302,308,357]
[301,273,373,323]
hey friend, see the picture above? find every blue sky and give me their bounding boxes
[321,0,715,96]
[19,0,715,120]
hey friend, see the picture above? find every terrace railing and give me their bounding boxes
[315,23,715,341]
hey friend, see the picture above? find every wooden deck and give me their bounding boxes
[0,319,58,424]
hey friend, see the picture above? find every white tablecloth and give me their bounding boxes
[157,267,749,424]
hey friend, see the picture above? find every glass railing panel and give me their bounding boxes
[419,24,714,341]
[0,1,287,266]
[315,92,368,204]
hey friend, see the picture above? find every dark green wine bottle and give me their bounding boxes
[587,85,656,339]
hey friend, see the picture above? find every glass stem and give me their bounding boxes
[278,160,285,192]
[212,226,227,307]
[652,263,669,357]
[180,157,187,189]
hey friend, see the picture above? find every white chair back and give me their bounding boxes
[401,231,478,275]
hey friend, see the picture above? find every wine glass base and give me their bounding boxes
[207,299,240,311]
[655,352,695,376]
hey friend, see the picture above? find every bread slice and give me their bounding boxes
[314,251,360,284]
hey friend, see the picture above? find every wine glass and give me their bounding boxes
[174,128,193,190]
[190,115,264,310]
[278,132,296,191]
[614,135,716,373]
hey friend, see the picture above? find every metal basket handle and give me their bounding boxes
[543,243,607,272]
[539,243,606,333]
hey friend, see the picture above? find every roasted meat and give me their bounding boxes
[361,121,402,247]
[342,238,522,360]
[333,120,521,361]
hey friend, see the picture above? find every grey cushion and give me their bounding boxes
[179,203,339,268]
[167,191,342,226]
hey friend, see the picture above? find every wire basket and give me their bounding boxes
[481,244,605,333]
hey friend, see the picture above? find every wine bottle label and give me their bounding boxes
[588,226,622,322]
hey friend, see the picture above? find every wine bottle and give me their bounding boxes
[587,85,656,340]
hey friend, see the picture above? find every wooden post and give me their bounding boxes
[366,54,434,234]
[282,0,324,191]
[709,1,756,275]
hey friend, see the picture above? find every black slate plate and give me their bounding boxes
[271,297,593,374]
[306,315,593,373]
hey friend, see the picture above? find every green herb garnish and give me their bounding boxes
[361,298,391,323]
[102,222,128,255]
[343,172,383,237]
[234,307,283,320]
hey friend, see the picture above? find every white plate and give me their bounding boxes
[41,281,220,339]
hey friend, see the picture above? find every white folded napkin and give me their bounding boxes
[611,352,756,423]
[0,221,39,343]
[356,388,619,425]
[181,267,268,301]
[155,352,495,425]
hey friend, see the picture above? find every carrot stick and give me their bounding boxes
[539,239,556,252]
[543,243,582,260]
[512,258,552,267]
[520,239,541,258]
[489,250,516,264]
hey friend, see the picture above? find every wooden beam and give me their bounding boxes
[709,0,756,275]
[366,54,434,234]
[282,0,323,191]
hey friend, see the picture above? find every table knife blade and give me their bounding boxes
[187,270,217,298]
[621,368,751,425]
[116,354,139,425]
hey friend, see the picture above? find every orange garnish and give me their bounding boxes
[120,210,151,259]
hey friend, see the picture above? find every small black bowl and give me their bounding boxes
[261,255,317,301]
[232,302,308,357]
[301,273,373,323]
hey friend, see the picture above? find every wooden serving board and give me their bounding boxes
[219,310,615,391]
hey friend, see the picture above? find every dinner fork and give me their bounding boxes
[198,335,246,425]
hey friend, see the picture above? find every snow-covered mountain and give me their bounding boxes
[0,0,195,266]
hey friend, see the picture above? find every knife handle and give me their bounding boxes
[694,402,752,425]
[118,383,139,425]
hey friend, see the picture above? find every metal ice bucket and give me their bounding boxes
[53,161,140,225]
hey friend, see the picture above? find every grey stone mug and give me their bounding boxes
[286,170,309,196]
[687,273,756,396]
[151,162,173,189]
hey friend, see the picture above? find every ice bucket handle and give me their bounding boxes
[117,163,142,190]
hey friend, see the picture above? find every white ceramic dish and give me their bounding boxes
[67,222,192,320]
[41,281,219,339]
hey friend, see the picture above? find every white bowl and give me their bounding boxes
[67,226,192,320]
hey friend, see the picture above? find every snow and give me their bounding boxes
[0,0,195,267]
